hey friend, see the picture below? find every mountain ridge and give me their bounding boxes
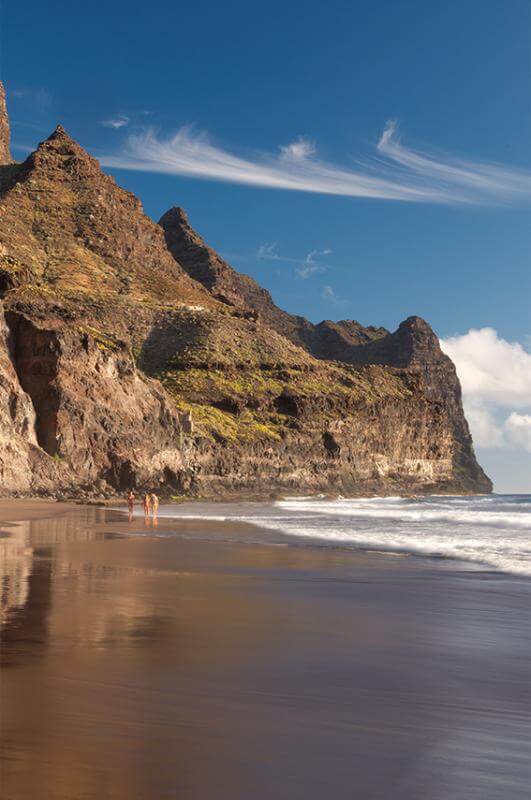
[159,205,390,358]
[0,82,491,498]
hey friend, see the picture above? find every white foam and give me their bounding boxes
[119,494,531,577]
[275,499,531,530]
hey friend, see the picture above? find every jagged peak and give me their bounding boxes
[22,120,120,188]
[371,314,444,367]
[396,315,441,348]
[398,315,433,332]
[160,206,189,224]
[160,208,257,286]
[48,123,69,139]
[39,123,91,155]
[159,205,206,248]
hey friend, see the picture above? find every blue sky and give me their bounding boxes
[1,0,530,490]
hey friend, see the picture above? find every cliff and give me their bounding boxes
[0,82,491,498]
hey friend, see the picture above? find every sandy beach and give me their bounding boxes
[1,499,529,799]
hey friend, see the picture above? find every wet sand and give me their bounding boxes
[1,501,530,799]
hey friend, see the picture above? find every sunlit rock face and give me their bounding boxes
[0,82,10,166]
[0,81,490,498]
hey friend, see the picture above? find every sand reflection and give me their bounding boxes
[1,506,529,800]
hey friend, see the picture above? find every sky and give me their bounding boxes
[1,0,530,491]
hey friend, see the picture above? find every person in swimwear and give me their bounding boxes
[126,491,135,521]
[143,494,151,517]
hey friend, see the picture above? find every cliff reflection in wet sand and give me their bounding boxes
[1,506,530,800]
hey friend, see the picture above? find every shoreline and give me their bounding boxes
[1,496,526,579]
[111,496,530,579]
[0,481,490,508]
[0,495,531,581]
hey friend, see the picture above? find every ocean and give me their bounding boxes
[152,494,531,577]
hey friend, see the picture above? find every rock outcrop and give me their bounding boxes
[0,82,10,165]
[160,207,391,358]
[0,307,39,493]
[0,81,491,497]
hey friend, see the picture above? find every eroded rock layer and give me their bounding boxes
[0,82,491,498]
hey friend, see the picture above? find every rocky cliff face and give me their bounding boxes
[0,82,491,498]
[0,82,10,166]
[0,309,41,493]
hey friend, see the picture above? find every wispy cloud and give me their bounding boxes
[10,119,50,132]
[257,242,332,279]
[257,242,280,261]
[440,328,531,452]
[377,120,531,202]
[321,284,346,305]
[10,143,36,155]
[101,116,130,129]
[9,88,54,154]
[12,87,53,111]
[100,121,531,205]
[297,248,332,279]
[280,136,316,161]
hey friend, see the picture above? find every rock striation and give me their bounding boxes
[0,81,491,498]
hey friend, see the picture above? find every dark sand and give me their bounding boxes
[1,501,529,799]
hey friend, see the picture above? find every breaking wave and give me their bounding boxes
[143,494,531,576]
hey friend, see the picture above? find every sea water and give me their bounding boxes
[151,494,531,576]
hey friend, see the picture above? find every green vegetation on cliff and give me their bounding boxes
[159,361,412,444]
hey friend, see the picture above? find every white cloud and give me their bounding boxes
[280,136,316,161]
[441,328,531,408]
[440,329,531,453]
[101,116,130,129]
[504,413,531,453]
[378,120,530,202]
[100,122,531,205]
[461,398,505,448]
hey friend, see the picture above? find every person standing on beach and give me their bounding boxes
[127,491,135,521]
[151,493,159,517]
[143,494,151,517]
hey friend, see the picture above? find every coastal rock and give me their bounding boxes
[0,304,38,492]
[4,311,190,492]
[0,82,10,165]
[0,81,491,497]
